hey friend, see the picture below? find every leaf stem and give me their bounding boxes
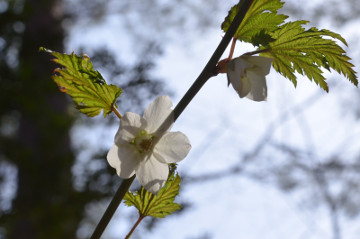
[112,106,123,119]
[228,37,237,60]
[90,1,254,238]
[125,215,145,239]
[243,48,270,56]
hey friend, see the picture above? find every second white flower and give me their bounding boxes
[227,55,273,101]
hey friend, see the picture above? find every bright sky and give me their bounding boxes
[67,1,360,238]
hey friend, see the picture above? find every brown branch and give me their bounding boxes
[90,1,255,238]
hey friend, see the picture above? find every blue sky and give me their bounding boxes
[66,1,360,238]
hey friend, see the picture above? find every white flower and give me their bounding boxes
[227,55,273,101]
[107,96,191,194]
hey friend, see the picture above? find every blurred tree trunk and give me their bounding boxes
[1,0,83,238]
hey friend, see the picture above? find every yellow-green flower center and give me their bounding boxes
[133,130,154,153]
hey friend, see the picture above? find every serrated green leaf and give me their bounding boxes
[124,173,181,218]
[40,47,122,117]
[222,0,288,45]
[258,21,358,91]
[251,30,276,47]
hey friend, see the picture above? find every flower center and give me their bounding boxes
[133,130,154,153]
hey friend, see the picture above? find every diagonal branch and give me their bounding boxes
[173,0,254,120]
[90,1,255,238]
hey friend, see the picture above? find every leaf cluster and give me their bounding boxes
[259,21,358,91]
[221,0,358,91]
[124,173,181,218]
[40,47,122,117]
[222,0,288,45]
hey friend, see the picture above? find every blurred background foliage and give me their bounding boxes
[0,0,359,238]
[0,0,221,238]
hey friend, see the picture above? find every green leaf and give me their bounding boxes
[40,47,122,117]
[258,21,358,91]
[222,0,288,45]
[251,30,276,47]
[124,173,181,218]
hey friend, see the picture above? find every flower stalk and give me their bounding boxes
[243,48,270,56]
[112,106,123,119]
[90,0,254,238]
[228,37,237,60]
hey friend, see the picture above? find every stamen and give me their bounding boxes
[133,130,154,153]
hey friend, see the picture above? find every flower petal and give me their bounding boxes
[153,132,191,163]
[239,75,252,98]
[107,144,139,178]
[136,155,169,194]
[143,96,174,135]
[243,55,273,75]
[227,55,272,100]
[115,112,144,144]
[227,58,252,98]
[227,60,241,89]
[232,57,253,77]
[246,70,267,101]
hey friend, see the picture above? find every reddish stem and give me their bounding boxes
[125,215,145,239]
[112,106,122,119]
[228,37,237,60]
[216,37,237,74]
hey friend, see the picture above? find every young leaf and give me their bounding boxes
[222,0,288,46]
[258,21,358,91]
[40,47,122,117]
[124,173,181,218]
